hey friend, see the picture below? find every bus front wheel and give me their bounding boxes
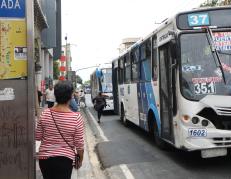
[154,122,167,150]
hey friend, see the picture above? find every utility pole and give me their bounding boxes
[65,35,68,79]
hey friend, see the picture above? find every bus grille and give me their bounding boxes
[198,108,231,130]
[212,137,231,147]
[215,106,231,116]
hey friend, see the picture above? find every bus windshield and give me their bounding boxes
[101,68,112,93]
[180,32,231,101]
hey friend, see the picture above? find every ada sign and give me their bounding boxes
[0,0,25,18]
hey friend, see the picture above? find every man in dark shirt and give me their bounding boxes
[92,92,107,123]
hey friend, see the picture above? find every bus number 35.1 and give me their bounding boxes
[194,82,215,95]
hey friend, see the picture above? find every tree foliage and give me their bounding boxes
[200,0,231,7]
[76,75,83,84]
[83,80,90,85]
[53,61,60,80]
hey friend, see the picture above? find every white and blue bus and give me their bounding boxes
[90,64,114,111]
[112,6,231,158]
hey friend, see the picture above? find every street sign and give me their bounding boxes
[0,0,25,18]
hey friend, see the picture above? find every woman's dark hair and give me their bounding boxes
[98,91,102,96]
[54,81,74,104]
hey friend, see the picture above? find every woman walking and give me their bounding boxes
[92,92,106,123]
[36,81,84,179]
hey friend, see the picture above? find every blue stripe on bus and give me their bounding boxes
[137,60,161,133]
[146,83,161,132]
[149,103,161,133]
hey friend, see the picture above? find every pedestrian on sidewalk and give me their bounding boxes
[45,84,55,108]
[92,91,107,123]
[37,88,42,107]
[79,89,86,107]
[69,95,78,112]
[36,81,84,179]
[74,91,80,111]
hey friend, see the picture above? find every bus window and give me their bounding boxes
[180,33,231,100]
[119,58,124,84]
[124,54,131,83]
[140,41,151,82]
[131,48,139,82]
[152,37,158,81]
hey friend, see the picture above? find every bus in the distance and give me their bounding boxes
[90,64,114,111]
[83,84,91,94]
[112,6,231,158]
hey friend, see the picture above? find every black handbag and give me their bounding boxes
[50,110,80,169]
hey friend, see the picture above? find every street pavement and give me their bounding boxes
[83,94,231,179]
[36,95,231,179]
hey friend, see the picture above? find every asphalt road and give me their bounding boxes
[84,94,231,179]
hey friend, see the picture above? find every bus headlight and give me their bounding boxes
[201,120,209,127]
[192,117,199,124]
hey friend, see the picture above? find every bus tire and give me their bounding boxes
[148,111,154,139]
[120,105,128,127]
[148,111,167,149]
[154,121,168,150]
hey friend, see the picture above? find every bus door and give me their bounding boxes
[159,43,174,141]
[112,64,119,114]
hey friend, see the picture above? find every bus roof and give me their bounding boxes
[112,6,231,64]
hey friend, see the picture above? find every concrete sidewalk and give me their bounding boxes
[35,109,98,179]
[36,139,91,179]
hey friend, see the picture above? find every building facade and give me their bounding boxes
[34,0,62,94]
[118,38,141,54]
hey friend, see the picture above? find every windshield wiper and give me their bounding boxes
[205,27,226,84]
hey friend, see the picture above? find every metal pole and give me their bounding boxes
[26,0,35,178]
[65,35,68,79]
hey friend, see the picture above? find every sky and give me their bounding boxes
[62,0,206,82]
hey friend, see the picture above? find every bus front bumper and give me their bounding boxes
[181,127,231,157]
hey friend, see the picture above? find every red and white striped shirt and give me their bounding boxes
[36,108,84,161]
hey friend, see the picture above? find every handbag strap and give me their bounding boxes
[50,109,75,153]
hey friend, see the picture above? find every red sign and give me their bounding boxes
[59,76,65,81]
[59,66,66,71]
[60,55,66,62]
[192,77,222,84]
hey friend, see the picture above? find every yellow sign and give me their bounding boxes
[0,20,27,79]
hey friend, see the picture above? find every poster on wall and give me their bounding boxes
[0,0,27,80]
[0,20,27,79]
